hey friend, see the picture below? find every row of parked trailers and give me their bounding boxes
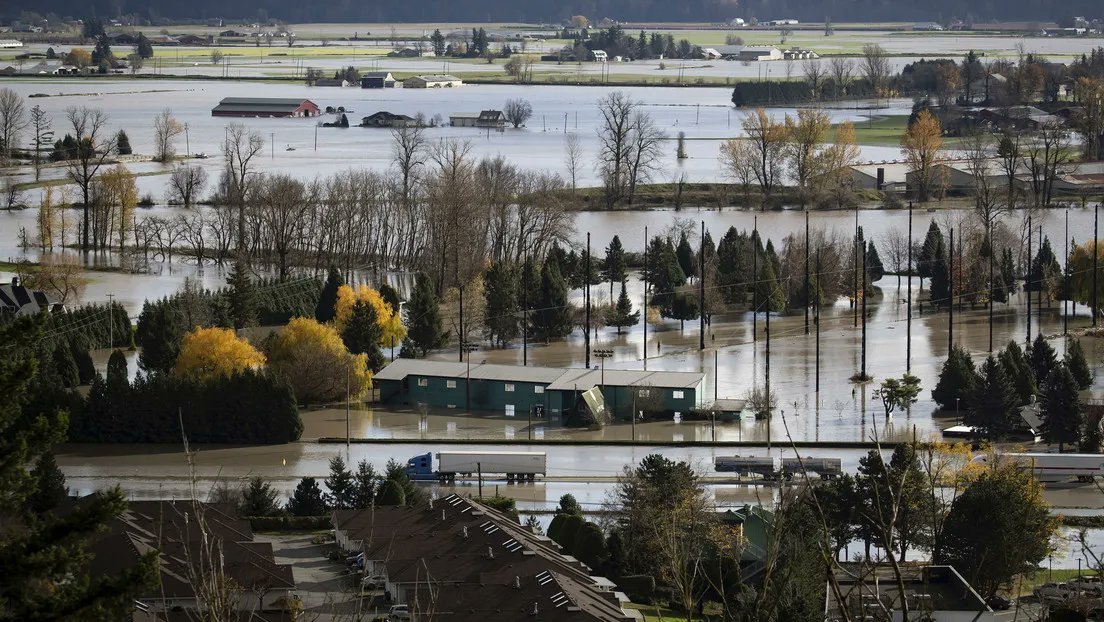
[714,455,844,480]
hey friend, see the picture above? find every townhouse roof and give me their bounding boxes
[374,359,704,390]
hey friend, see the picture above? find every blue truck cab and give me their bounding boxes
[405,452,435,480]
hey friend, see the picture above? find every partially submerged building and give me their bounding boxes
[211,97,320,118]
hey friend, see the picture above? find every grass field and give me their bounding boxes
[845,114,909,147]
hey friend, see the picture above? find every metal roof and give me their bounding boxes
[410,74,461,82]
[218,97,314,106]
[374,359,704,390]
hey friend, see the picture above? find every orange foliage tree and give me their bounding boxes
[173,326,266,379]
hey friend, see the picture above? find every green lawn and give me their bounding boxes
[844,114,909,148]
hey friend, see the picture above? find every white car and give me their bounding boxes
[361,574,386,589]
[1071,576,1104,595]
[388,605,411,621]
[1034,582,1073,601]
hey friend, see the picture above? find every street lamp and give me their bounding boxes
[594,349,614,388]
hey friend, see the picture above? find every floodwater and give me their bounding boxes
[0,79,908,199]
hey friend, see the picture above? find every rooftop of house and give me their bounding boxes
[363,71,394,78]
[0,277,60,315]
[411,74,461,82]
[373,359,704,390]
[334,495,633,621]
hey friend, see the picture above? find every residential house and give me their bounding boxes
[449,110,506,129]
[912,22,945,31]
[312,78,348,87]
[175,34,210,46]
[360,71,396,88]
[360,111,418,128]
[403,74,462,88]
[105,32,139,45]
[0,39,25,48]
[211,97,320,118]
[0,277,61,318]
[977,105,1063,130]
[372,358,704,420]
[332,494,634,621]
[591,49,608,62]
[219,29,248,38]
[68,499,296,615]
[387,47,423,57]
[711,45,784,61]
[906,158,1008,195]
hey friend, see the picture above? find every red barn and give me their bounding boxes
[211,97,320,118]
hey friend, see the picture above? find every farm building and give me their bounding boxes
[403,74,462,88]
[849,162,910,191]
[360,71,396,88]
[373,359,704,420]
[211,97,320,118]
[360,111,418,128]
[449,110,505,129]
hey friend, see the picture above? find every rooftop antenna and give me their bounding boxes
[514,576,521,589]
[462,526,469,538]
[487,546,494,559]
[441,509,446,521]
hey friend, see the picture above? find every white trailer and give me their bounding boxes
[972,453,1104,483]
[406,451,546,482]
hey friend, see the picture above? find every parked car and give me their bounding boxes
[986,594,1013,610]
[361,574,386,589]
[1071,576,1104,595]
[1034,582,1072,600]
[388,604,411,621]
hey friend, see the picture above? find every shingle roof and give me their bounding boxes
[212,97,316,114]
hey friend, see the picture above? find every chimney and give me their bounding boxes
[11,276,19,287]
[876,167,885,191]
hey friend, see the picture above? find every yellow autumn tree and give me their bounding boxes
[95,163,138,252]
[901,109,943,202]
[174,326,266,380]
[334,284,407,346]
[265,317,371,403]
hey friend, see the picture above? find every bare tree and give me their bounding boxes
[153,107,184,162]
[221,123,265,253]
[24,255,88,304]
[29,105,51,181]
[168,165,209,208]
[502,98,533,128]
[2,178,23,210]
[860,43,891,95]
[0,87,27,166]
[802,57,827,99]
[881,226,911,288]
[962,131,1002,228]
[828,57,854,98]
[595,91,636,207]
[564,132,582,194]
[63,106,117,251]
[1020,121,1072,210]
[742,108,787,199]
[719,138,757,203]
[251,174,310,280]
[624,110,665,204]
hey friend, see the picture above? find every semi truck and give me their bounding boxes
[405,451,547,482]
[714,455,842,480]
[972,452,1104,483]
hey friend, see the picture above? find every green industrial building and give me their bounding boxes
[373,359,705,420]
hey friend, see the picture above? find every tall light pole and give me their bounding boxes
[594,348,614,417]
[463,343,479,412]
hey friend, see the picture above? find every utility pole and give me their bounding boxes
[752,217,758,342]
[270,132,274,159]
[861,243,868,379]
[522,255,528,365]
[948,227,954,352]
[989,220,994,352]
[345,368,350,447]
[1038,225,1043,322]
[643,226,648,370]
[458,285,464,363]
[1095,203,1099,327]
[1064,206,1070,336]
[477,462,483,498]
[804,209,810,334]
[1027,215,1033,345]
[907,202,913,372]
[815,249,821,393]
[699,220,706,350]
[184,123,190,157]
[853,208,859,328]
[765,253,771,422]
[585,232,591,369]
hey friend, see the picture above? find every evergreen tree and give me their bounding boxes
[998,340,1036,404]
[324,455,355,510]
[1066,338,1093,390]
[917,220,944,285]
[532,260,574,341]
[866,240,885,282]
[106,349,127,392]
[967,355,1020,441]
[1029,236,1062,299]
[52,342,79,388]
[286,476,327,516]
[0,315,158,618]
[483,261,520,347]
[606,281,640,334]
[351,460,379,509]
[70,338,96,385]
[406,273,447,355]
[1042,364,1084,452]
[315,266,344,323]
[756,260,786,312]
[676,232,696,279]
[384,458,424,506]
[670,291,701,329]
[226,261,258,329]
[378,282,401,314]
[1029,334,1058,387]
[135,32,153,58]
[115,129,132,155]
[376,479,405,506]
[239,476,280,517]
[992,247,1016,303]
[716,227,748,304]
[28,452,68,515]
[341,300,385,372]
[91,34,113,70]
[932,345,978,410]
[651,239,686,314]
[605,235,627,299]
